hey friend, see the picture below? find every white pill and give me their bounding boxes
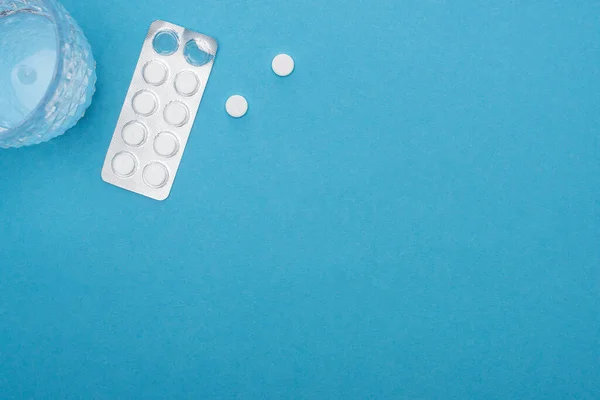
[121,121,147,147]
[154,132,179,158]
[225,95,248,118]
[164,101,189,126]
[111,151,137,177]
[175,70,200,97]
[132,90,157,116]
[272,54,294,77]
[143,162,169,188]
[143,60,168,86]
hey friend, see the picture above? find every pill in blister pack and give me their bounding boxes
[101,20,217,201]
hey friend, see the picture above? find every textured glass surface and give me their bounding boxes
[0,0,96,148]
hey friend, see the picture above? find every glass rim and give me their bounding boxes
[0,0,67,141]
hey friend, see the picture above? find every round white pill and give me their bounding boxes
[154,132,179,158]
[174,70,200,97]
[225,95,248,118]
[143,162,169,188]
[272,54,294,77]
[143,61,168,86]
[111,151,137,177]
[164,101,189,126]
[121,121,147,147]
[132,90,158,116]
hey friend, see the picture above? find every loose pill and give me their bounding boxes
[225,95,248,118]
[272,54,294,77]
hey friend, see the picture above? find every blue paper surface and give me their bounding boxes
[1,0,599,398]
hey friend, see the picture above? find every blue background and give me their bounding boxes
[1,0,600,398]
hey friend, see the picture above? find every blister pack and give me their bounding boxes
[101,20,217,200]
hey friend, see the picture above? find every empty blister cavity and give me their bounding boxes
[153,132,180,158]
[111,151,137,177]
[153,30,179,56]
[143,60,168,86]
[164,101,189,126]
[121,121,147,147]
[143,162,169,188]
[184,38,214,67]
[132,90,158,116]
[175,71,200,97]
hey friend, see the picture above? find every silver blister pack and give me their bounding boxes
[101,20,218,200]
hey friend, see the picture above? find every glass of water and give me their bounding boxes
[0,0,96,148]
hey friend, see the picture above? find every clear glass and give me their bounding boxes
[0,0,96,148]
